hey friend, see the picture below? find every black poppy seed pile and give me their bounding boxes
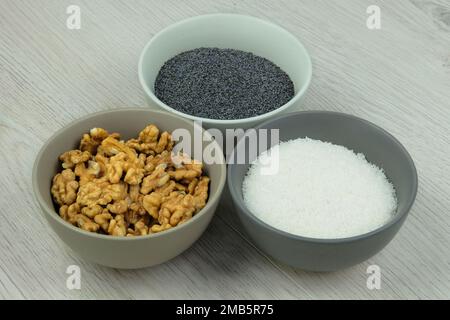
[154,48,295,120]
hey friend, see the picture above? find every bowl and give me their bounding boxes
[138,13,312,130]
[227,111,418,272]
[32,108,226,269]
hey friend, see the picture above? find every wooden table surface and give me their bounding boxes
[1,0,449,299]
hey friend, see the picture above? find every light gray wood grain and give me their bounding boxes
[0,0,449,299]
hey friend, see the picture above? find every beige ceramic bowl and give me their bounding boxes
[32,109,226,269]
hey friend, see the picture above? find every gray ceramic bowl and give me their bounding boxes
[32,108,226,269]
[227,111,417,272]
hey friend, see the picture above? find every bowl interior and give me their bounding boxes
[34,109,225,231]
[228,111,417,239]
[140,14,311,109]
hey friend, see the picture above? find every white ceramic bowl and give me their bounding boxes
[138,14,312,130]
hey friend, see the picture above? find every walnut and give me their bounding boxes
[126,125,173,154]
[129,199,146,217]
[168,168,201,181]
[125,210,140,225]
[142,192,162,219]
[59,205,69,221]
[134,219,149,236]
[81,204,102,219]
[124,167,143,185]
[187,178,198,194]
[126,218,150,236]
[99,182,128,205]
[150,223,172,233]
[192,176,210,210]
[137,153,147,165]
[94,210,112,232]
[59,203,80,224]
[108,215,127,236]
[80,128,119,154]
[143,160,155,174]
[76,180,106,207]
[161,192,196,227]
[127,185,146,217]
[94,154,109,177]
[168,157,203,181]
[139,124,159,143]
[73,214,100,232]
[59,150,91,169]
[150,177,209,232]
[129,184,140,202]
[107,199,128,214]
[106,152,127,183]
[155,180,185,196]
[51,169,79,205]
[145,150,173,173]
[154,192,183,227]
[175,183,187,192]
[171,152,193,167]
[104,148,144,185]
[141,163,170,194]
[76,180,127,207]
[98,136,136,159]
[74,160,100,185]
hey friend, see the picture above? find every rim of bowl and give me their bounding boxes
[32,108,227,241]
[138,13,312,125]
[227,110,418,244]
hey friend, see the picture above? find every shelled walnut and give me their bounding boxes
[50,124,210,236]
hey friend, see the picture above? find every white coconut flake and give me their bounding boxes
[242,137,398,239]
